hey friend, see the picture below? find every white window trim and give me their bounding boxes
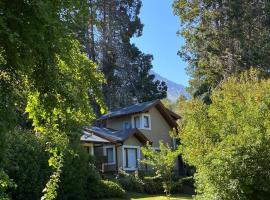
[142,114,151,130]
[122,145,141,171]
[131,114,151,130]
[131,115,141,129]
[103,145,116,165]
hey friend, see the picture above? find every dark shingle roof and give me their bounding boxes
[98,100,158,120]
[83,126,151,144]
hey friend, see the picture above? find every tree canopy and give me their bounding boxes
[0,1,103,199]
[173,0,270,103]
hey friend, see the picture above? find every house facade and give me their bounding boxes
[81,99,182,173]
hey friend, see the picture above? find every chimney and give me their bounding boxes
[132,97,138,104]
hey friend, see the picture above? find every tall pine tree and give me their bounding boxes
[74,0,167,112]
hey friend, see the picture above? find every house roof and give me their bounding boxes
[98,100,158,120]
[81,130,111,143]
[83,126,151,144]
[97,99,181,128]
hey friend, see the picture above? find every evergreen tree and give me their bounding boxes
[173,0,270,103]
[76,0,167,111]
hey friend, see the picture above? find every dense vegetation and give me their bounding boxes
[178,71,270,199]
[173,0,270,103]
[75,0,167,112]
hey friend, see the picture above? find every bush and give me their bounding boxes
[180,71,270,200]
[57,142,101,200]
[90,180,126,199]
[116,169,145,192]
[4,129,50,200]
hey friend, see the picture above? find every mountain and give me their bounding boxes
[151,71,190,102]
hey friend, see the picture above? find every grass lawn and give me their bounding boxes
[102,192,193,200]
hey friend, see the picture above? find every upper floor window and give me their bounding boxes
[134,116,141,128]
[143,115,150,128]
[132,114,151,130]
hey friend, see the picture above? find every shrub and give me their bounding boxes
[4,129,50,200]
[140,141,181,196]
[90,180,126,199]
[57,142,101,200]
[116,169,145,192]
[179,70,270,200]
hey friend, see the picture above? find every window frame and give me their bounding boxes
[84,143,94,155]
[131,114,151,130]
[122,145,141,171]
[132,115,141,129]
[103,145,116,165]
[142,114,151,130]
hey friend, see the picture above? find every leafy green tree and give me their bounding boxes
[179,70,270,200]
[0,1,103,199]
[140,141,181,196]
[173,0,270,103]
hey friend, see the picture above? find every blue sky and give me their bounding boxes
[131,0,189,86]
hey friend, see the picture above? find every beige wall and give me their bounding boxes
[105,107,173,148]
[139,107,173,148]
[101,106,177,172]
[106,115,131,130]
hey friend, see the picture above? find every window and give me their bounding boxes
[134,116,141,128]
[123,121,130,130]
[107,148,114,163]
[122,145,140,170]
[143,116,149,128]
[103,145,115,165]
[132,114,151,130]
[125,148,138,168]
[142,114,151,130]
[84,144,94,155]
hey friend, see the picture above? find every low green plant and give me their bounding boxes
[140,141,181,197]
[116,169,145,192]
[91,180,126,199]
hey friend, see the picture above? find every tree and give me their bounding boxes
[140,141,181,196]
[178,70,270,200]
[75,0,167,111]
[0,1,103,199]
[173,0,270,103]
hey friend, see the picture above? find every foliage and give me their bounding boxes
[116,169,168,194]
[179,70,270,200]
[90,180,126,199]
[0,169,16,200]
[3,129,50,200]
[162,95,187,114]
[116,169,145,193]
[57,142,101,200]
[140,142,181,196]
[0,0,104,198]
[75,0,167,111]
[173,0,270,103]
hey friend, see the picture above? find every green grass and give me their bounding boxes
[102,192,193,200]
